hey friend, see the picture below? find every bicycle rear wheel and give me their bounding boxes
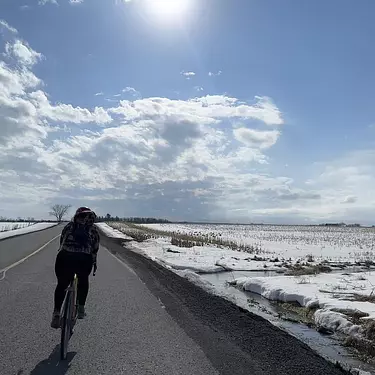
[60,290,73,360]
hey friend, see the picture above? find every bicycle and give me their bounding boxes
[60,262,97,360]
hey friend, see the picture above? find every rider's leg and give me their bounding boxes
[76,253,93,319]
[51,251,74,328]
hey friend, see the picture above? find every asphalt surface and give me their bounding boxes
[0,224,61,270]
[0,227,350,375]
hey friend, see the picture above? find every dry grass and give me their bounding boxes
[344,335,375,360]
[331,309,369,325]
[285,263,332,276]
[110,222,263,253]
[295,276,311,284]
[171,237,203,248]
[339,313,375,360]
[108,222,157,242]
[277,301,375,360]
[277,303,375,361]
[339,292,375,304]
[275,302,316,326]
[351,293,375,303]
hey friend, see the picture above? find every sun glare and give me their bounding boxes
[144,0,191,21]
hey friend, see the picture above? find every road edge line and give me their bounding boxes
[104,246,138,276]
[0,234,61,281]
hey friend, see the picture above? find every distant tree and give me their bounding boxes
[49,204,71,222]
[106,213,111,220]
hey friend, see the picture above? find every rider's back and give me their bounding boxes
[60,222,99,255]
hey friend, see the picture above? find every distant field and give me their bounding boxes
[140,223,375,263]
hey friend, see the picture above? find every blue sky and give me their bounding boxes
[0,0,374,224]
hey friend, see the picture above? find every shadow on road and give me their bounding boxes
[29,345,76,375]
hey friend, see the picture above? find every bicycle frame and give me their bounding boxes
[59,264,96,360]
[60,274,78,360]
[71,274,78,324]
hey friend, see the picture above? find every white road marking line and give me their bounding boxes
[105,247,137,276]
[0,234,61,281]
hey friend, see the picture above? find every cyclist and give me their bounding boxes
[51,206,100,329]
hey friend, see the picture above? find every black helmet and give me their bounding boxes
[74,206,97,219]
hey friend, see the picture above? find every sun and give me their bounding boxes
[144,0,191,20]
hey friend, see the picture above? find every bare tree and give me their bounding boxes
[49,204,71,222]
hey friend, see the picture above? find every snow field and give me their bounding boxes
[0,222,34,232]
[0,222,58,240]
[103,222,375,347]
[141,223,375,265]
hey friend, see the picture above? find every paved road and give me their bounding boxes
[0,224,62,270]
[0,228,350,375]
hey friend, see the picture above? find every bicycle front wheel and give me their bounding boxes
[60,290,73,360]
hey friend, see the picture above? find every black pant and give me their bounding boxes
[54,250,93,312]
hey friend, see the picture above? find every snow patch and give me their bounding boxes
[96,223,133,240]
[123,235,284,273]
[232,272,375,338]
[0,222,57,240]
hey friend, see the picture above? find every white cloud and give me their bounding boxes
[194,86,204,92]
[29,90,113,124]
[181,71,196,79]
[95,92,104,96]
[0,20,18,34]
[0,23,288,220]
[249,150,375,224]
[1,20,374,224]
[108,95,283,126]
[122,86,141,97]
[5,40,43,67]
[342,195,357,204]
[38,0,58,5]
[233,128,280,149]
[0,61,41,96]
[70,0,84,4]
[182,71,195,76]
[208,71,222,77]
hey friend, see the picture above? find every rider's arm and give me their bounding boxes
[59,223,71,246]
[91,228,100,261]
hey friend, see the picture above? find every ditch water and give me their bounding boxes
[201,270,375,374]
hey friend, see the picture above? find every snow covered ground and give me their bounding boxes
[128,237,288,273]
[0,222,58,240]
[105,222,375,275]
[232,272,375,338]
[103,221,375,365]
[95,222,133,240]
[0,222,34,232]
[142,223,375,266]
[99,223,286,273]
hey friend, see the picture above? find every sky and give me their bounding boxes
[0,0,374,224]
